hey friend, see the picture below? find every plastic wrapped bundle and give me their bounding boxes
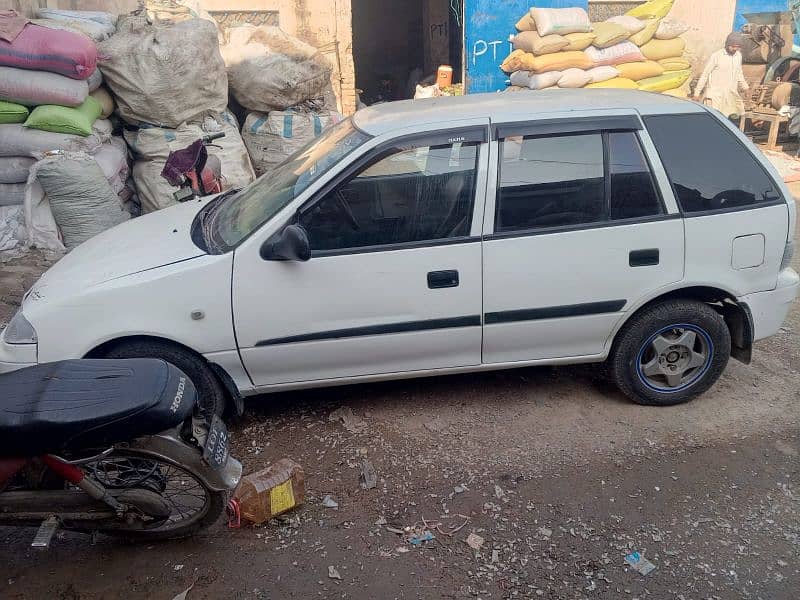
[32,153,129,251]
[0,23,97,79]
[222,26,333,113]
[99,15,227,127]
[0,66,89,107]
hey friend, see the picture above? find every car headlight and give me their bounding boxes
[3,310,37,345]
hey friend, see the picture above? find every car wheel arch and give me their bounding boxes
[85,335,242,417]
[608,285,753,364]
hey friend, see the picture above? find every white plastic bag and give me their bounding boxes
[222,26,333,113]
[23,179,64,252]
[607,16,647,34]
[558,68,592,88]
[0,66,88,107]
[531,7,591,36]
[509,70,563,90]
[0,157,35,184]
[655,19,690,40]
[99,16,227,127]
[126,112,255,213]
[32,153,129,251]
[587,66,620,83]
[0,206,24,252]
[0,182,25,206]
[241,109,342,176]
[0,123,110,158]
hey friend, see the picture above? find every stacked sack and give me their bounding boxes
[502,0,692,98]
[99,8,255,213]
[0,9,129,252]
[221,25,342,177]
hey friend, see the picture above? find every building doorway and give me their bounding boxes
[351,0,464,104]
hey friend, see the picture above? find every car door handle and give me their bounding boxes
[629,249,660,267]
[428,270,459,289]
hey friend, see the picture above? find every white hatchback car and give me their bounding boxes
[1,90,797,415]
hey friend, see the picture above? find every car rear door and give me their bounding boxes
[643,111,791,297]
[481,113,685,364]
[233,122,490,387]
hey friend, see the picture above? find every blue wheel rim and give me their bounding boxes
[636,323,714,393]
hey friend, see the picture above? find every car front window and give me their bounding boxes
[204,118,371,252]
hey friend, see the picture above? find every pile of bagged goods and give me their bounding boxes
[0,1,340,253]
[502,0,693,97]
[0,8,127,252]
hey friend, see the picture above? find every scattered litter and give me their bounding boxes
[231,459,305,525]
[492,549,500,563]
[538,527,553,539]
[172,585,193,600]
[625,551,656,576]
[327,566,342,580]
[409,531,435,546]
[466,532,485,550]
[494,484,505,499]
[173,564,184,571]
[360,459,377,490]
[328,407,367,433]
[454,485,466,494]
[423,417,447,432]
[374,516,387,526]
[396,546,410,554]
[322,495,339,509]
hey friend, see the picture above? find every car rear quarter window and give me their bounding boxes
[644,113,782,214]
[609,132,663,220]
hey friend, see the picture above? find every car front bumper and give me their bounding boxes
[740,268,800,341]
[0,333,37,374]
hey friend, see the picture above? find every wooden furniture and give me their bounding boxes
[739,110,789,150]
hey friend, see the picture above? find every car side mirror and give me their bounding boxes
[260,224,312,262]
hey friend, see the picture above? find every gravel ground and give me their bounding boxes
[0,213,797,600]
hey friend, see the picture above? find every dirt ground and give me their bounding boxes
[1,218,798,600]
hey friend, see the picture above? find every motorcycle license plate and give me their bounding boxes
[202,415,230,470]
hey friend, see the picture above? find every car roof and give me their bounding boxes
[352,89,705,137]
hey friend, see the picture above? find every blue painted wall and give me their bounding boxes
[464,0,588,94]
[735,1,799,53]
[735,0,786,30]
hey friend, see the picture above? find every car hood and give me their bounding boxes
[29,200,209,301]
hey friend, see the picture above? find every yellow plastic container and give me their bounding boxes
[232,459,305,525]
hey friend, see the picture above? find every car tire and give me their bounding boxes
[609,300,731,406]
[103,339,228,418]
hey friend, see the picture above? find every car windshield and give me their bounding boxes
[205,118,370,252]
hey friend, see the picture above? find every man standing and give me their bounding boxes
[693,32,750,117]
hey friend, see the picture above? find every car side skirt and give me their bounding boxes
[239,353,607,396]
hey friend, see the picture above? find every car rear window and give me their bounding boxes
[644,113,782,214]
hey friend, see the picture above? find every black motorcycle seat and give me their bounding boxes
[0,359,196,457]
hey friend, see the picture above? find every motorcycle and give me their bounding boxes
[0,358,242,545]
[161,131,227,203]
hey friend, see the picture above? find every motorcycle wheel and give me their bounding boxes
[77,450,226,541]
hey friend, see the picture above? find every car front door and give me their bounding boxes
[481,114,686,363]
[233,124,489,388]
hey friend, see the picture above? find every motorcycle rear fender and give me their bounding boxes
[126,428,242,493]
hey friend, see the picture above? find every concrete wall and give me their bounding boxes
[669,0,738,73]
